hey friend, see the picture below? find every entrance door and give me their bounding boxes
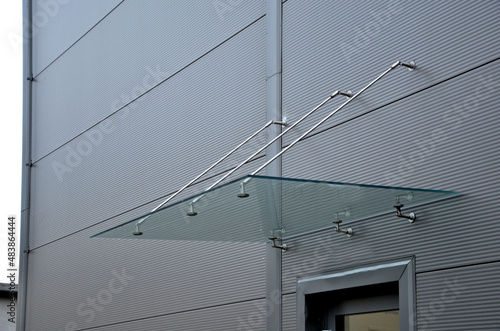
[297,259,416,331]
[327,282,399,331]
[305,281,399,331]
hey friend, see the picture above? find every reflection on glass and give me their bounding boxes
[93,175,459,243]
[344,310,399,331]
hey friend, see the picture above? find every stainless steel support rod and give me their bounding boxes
[133,60,415,233]
[135,91,348,233]
[251,61,415,175]
[154,120,277,211]
[134,120,278,231]
[204,90,351,191]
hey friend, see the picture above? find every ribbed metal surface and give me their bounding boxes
[29,19,267,249]
[86,299,267,331]
[26,5,268,329]
[282,293,296,331]
[281,0,499,147]
[31,0,266,160]
[280,0,500,328]
[25,1,500,330]
[281,60,500,293]
[31,0,122,75]
[416,262,500,330]
[26,199,266,330]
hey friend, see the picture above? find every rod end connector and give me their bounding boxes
[400,60,416,71]
[133,224,143,236]
[339,90,353,98]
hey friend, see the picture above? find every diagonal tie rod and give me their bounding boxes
[134,60,415,234]
[189,60,415,213]
[133,90,352,234]
[251,60,416,175]
[133,119,284,234]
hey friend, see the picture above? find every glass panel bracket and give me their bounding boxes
[269,237,288,251]
[394,193,416,223]
[269,228,288,251]
[333,210,353,237]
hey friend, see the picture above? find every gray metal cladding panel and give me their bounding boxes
[31,0,265,160]
[31,0,123,75]
[280,0,499,146]
[280,60,500,293]
[81,299,267,331]
[282,293,297,331]
[281,263,500,330]
[25,204,266,331]
[29,20,266,248]
[416,262,500,330]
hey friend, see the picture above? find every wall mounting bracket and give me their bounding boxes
[394,203,416,223]
[271,120,288,126]
[333,220,353,238]
[269,237,288,251]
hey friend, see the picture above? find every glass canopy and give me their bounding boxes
[92,175,459,243]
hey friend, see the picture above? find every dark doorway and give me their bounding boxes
[305,282,399,331]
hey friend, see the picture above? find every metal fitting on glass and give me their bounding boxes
[333,210,353,237]
[132,216,148,235]
[186,195,204,216]
[269,237,288,251]
[333,220,353,238]
[237,177,252,198]
[394,193,416,223]
[133,222,143,236]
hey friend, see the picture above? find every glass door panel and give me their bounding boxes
[343,310,399,331]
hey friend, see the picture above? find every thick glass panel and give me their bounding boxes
[92,175,458,242]
[344,310,399,331]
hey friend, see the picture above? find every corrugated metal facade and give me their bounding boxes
[31,0,123,76]
[280,0,500,329]
[24,0,499,330]
[26,1,267,330]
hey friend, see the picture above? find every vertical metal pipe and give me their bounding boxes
[18,0,33,330]
[266,0,283,329]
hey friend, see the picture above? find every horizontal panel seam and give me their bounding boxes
[76,296,266,331]
[33,1,125,78]
[286,57,499,144]
[29,155,265,251]
[416,258,500,275]
[31,13,266,165]
[30,57,500,250]
[281,259,500,296]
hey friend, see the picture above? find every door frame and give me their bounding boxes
[296,257,416,331]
